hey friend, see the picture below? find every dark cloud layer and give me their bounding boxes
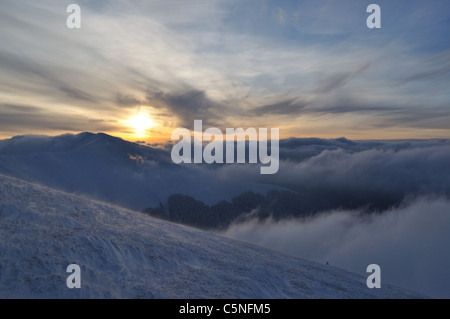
[148,89,227,128]
[0,104,119,134]
[252,98,309,116]
[228,138,450,211]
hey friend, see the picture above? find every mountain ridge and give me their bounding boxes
[0,132,277,210]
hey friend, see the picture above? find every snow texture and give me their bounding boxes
[0,174,424,298]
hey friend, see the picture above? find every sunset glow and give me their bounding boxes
[127,111,156,137]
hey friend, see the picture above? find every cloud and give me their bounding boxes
[251,98,309,116]
[58,85,98,103]
[128,153,145,165]
[0,1,449,139]
[116,93,145,107]
[400,65,450,84]
[222,198,450,298]
[399,50,450,84]
[313,63,370,94]
[148,89,228,128]
[211,137,450,297]
[0,103,119,134]
[218,138,450,211]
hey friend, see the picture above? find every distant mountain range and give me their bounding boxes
[0,132,277,210]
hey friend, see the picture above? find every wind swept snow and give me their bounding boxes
[0,174,423,298]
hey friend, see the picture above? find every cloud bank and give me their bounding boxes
[223,198,450,298]
[217,138,450,211]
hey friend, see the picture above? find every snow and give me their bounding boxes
[0,173,424,298]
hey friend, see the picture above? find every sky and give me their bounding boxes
[0,0,449,142]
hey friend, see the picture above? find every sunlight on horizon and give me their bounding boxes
[126,109,157,138]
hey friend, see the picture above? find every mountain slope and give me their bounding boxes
[0,133,278,210]
[0,174,423,298]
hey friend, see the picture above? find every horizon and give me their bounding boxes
[3,130,450,145]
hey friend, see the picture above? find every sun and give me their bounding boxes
[128,111,156,136]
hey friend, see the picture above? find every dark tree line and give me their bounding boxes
[142,190,332,230]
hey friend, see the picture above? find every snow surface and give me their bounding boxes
[0,173,424,298]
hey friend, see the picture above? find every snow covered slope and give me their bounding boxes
[0,174,423,298]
